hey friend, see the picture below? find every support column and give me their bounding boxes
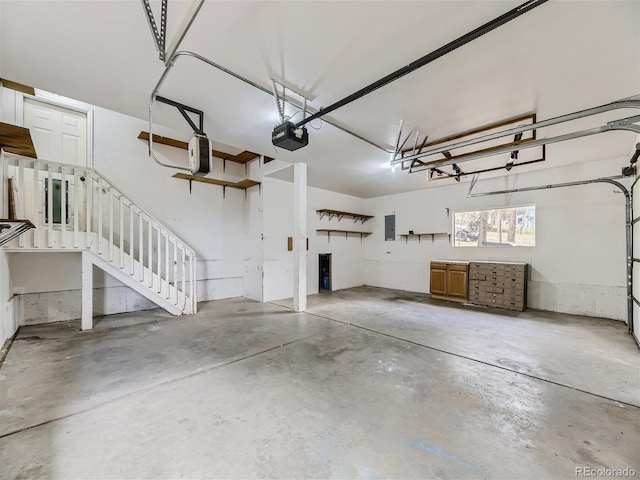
[293,163,307,312]
[81,251,93,330]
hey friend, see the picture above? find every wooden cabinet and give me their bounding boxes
[468,261,528,311]
[430,260,527,311]
[430,261,468,302]
[430,262,448,295]
[447,266,468,298]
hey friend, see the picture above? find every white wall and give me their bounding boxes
[261,173,369,302]
[307,186,368,294]
[365,156,631,321]
[8,252,157,324]
[91,98,247,302]
[262,177,294,302]
[242,177,263,302]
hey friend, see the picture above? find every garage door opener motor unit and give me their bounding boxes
[272,121,308,151]
[270,81,309,151]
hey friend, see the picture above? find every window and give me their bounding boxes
[453,205,535,247]
[44,178,70,224]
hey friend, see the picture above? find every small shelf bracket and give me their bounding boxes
[316,209,373,224]
[399,232,449,244]
[156,95,204,135]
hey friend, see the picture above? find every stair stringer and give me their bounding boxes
[81,250,184,330]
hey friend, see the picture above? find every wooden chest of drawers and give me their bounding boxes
[467,261,528,311]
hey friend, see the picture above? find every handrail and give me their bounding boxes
[1,151,196,257]
[1,151,197,314]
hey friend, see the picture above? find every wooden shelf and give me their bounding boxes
[172,173,260,196]
[398,232,450,243]
[0,122,37,158]
[316,229,371,242]
[0,79,35,96]
[316,209,374,224]
[138,131,260,165]
[232,179,261,189]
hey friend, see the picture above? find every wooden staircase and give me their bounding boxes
[1,152,197,329]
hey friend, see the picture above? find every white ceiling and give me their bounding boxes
[1,0,638,198]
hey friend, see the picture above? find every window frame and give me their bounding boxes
[452,204,536,248]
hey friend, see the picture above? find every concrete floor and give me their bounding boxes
[0,286,638,479]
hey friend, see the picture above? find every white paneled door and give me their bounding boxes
[23,98,87,166]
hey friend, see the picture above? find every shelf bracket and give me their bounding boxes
[156,95,204,134]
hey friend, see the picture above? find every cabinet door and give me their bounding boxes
[430,267,447,295]
[447,269,468,298]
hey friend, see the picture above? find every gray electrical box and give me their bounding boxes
[385,214,395,241]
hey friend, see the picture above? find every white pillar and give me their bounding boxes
[81,251,93,330]
[293,163,307,312]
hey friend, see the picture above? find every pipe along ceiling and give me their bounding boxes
[145,0,550,164]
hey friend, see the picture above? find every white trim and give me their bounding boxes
[454,202,537,216]
[18,92,94,168]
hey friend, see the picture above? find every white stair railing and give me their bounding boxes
[0,151,197,315]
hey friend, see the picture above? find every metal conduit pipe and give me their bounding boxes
[163,0,205,66]
[391,99,640,168]
[148,0,548,158]
[294,0,549,129]
[148,73,191,171]
[148,50,394,161]
[467,175,634,333]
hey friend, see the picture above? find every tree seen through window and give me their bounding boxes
[454,206,535,247]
